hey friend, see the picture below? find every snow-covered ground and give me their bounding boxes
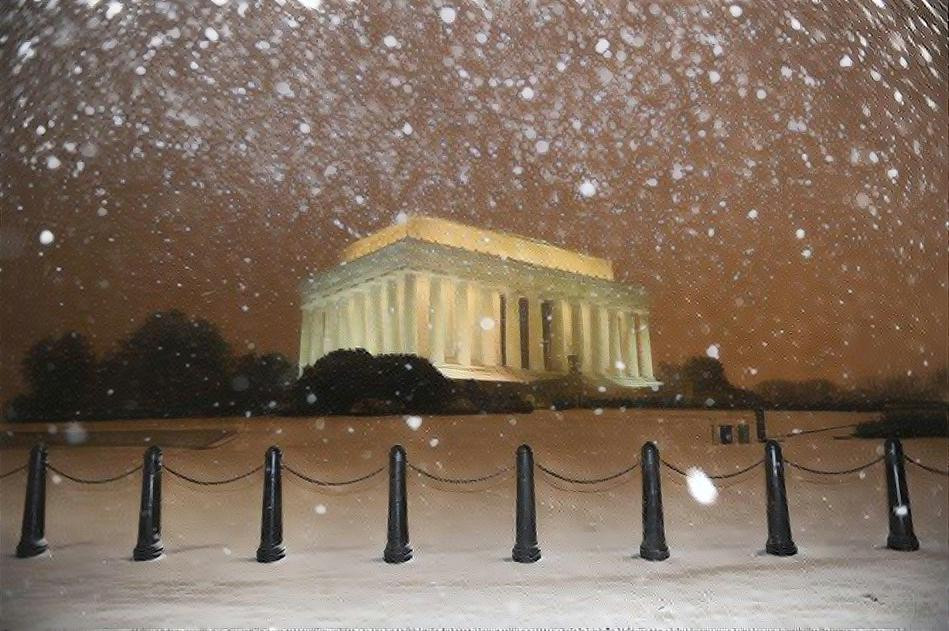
[1,409,946,628]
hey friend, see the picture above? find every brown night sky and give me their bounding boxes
[1,0,946,400]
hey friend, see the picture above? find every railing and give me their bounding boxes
[2,436,945,563]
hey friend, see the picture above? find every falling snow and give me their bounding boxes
[438,6,456,25]
[686,468,719,505]
[1,0,946,436]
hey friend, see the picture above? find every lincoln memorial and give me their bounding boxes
[298,216,658,389]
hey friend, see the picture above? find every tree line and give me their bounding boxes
[6,310,294,421]
[645,357,946,411]
[3,309,527,422]
[4,309,946,422]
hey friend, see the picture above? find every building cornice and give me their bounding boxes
[339,216,615,281]
[300,238,648,310]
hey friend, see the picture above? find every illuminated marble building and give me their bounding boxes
[298,216,657,388]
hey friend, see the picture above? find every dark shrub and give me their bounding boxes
[854,403,948,438]
[97,310,231,419]
[458,380,534,414]
[292,349,376,414]
[7,332,96,421]
[372,354,455,413]
[291,350,476,415]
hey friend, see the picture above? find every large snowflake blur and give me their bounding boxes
[0,0,946,395]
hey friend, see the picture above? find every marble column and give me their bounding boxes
[396,273,414,354]
[429,277,447,364]
[637,313,655,380]
[383,277,398,353]
[454,279,472,366]
[503,292,522,369]
[550,299,571,372]
[467,281,483,366]
[624,311,640,379]
[589,304,601,374]
[309,308,325,364]
[298,307,313,370]
[609,309,623,375]
[324,298,340,352]
[593,305,611,375]
[620,311,639,377]
[414,272,431,358]
[350,291,367,350]
[527,296,544,371]
[365,286,381,355]
[574,302,593,375]
[479,286,500,367]
[336,294,353,348]
[442,277,457,363]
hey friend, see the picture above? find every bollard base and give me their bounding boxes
[256,544,286,563]
[765,540,798,556]
[133,541,164,561]
[512,544,541,563]
[640,543,670,561]
[886,534,920,552]
[15,538,48,559]
[383,543,412,564]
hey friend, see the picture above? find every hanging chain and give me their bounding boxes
[659,458,763,479]
[164,464,262,485]
[284,464,385,486]
[659,458,688,476]
[15,446,944,490]
[46,462,142,484]
[408,463,513,484]
[904,456,949,476]
[706,458,765,479]
[535,461,640,485]
[0,463,28,479]
[785,455,884,476]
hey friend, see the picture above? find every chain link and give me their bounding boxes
[904,456,949,476]
[284,464,385,486]
[785,455,884,476]
[707,458,765,479]
[659,458,763,479]
[46,462,142,484]
[408,463,513,484]
[0,463,28,479]
[536,461,639,485]
[164,464,262,485]
[659,458,688,476]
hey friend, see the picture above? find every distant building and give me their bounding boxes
[299,216,657,388]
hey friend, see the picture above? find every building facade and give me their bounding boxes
[298,216,657,388]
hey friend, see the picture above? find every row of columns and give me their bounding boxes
[563,302,654,380]
[299,271,654,381]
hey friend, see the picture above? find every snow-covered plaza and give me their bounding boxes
[1,409,946,628]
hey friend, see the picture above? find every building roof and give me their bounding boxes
[339,215,615,280]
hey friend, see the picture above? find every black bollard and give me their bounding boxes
[256,446,286,563]
[764,440,797,556]
[754,408,767,442]
[133,446,164,561]
[884,438,919,551]
[640,442,669,561]
[16,444,49,558]
[383,445,412,563]
[512,444,541,563]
